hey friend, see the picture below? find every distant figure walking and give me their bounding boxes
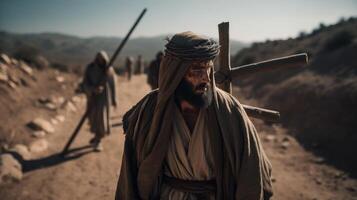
[82,51,117,151]
[147,51,163,90]
[135,55,144,74]
[125,56,134,81]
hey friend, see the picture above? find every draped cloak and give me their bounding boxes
[115,32,273,200]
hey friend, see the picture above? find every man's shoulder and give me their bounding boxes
[122,89,158,132]
[215,87,241,107]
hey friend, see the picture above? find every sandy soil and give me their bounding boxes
[0,75,356,200]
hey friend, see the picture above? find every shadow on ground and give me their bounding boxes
[7,145,96,173]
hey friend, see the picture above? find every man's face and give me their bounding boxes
[175,60,213,108]
[95,56,106,68]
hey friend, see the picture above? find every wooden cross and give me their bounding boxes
[215,22,308,122]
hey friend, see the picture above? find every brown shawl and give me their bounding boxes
[116,32,273,200]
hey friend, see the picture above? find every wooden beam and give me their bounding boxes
[215,53,308,84]
[242,104,280,122]
[218,22,232,93]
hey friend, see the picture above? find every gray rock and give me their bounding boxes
[281,141,290,149]
[29,139,49,153]
[31,131,46,138]
[18,61,33,76]
[7,81,17,89]
[0,153,23,183]
[0,63,9,83]
[28,118,55,133]
[264,135,276,142]
[55,115,65,122]
[64,101,77,112]
[50,118,59,125]
[44,102,57,110]
[56,76,65,83]
[11,58,18,65]
[0,72,8,83]
[54,96,65,106]
[71,96,82,104]
[0,54,12,65]
[10,144,32,160]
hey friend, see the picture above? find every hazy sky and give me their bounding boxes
[0,0,356,42]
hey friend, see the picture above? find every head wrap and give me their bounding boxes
[165,31,220,61]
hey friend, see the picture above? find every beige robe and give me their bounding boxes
[161,105,215,200]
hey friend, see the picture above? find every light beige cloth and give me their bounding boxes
[161,105,215,200]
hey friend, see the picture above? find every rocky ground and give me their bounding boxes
[0,56,356,199]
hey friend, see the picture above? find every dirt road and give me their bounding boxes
[1,75,356,200]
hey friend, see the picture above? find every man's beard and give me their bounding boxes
[175,78,213,108]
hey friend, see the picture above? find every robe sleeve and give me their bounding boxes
[115,135,140,200]
[107,67,117,106]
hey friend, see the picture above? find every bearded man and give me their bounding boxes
[115,32,273,199]
[82,51,117,151]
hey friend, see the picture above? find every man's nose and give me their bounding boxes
[201,70,210,82]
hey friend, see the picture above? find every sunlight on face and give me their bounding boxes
[184,60,213,93]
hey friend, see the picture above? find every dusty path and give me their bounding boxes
[1,75,356,200]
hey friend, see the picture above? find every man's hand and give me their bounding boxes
[94,86,104,94]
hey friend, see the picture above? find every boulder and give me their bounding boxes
[29,139,49,153]
[7,81,17,89]
[49,96,65,106]
[51,118,59,125]
[44,102,57,110]
[0,54,12,65]
[18,61,33,76]
[71,95,83,104]
[10,144,32,160]
[64,101,77,112]
[11,58,18,66]
[0,64,8,83]
[27,118,55,133]
[281,141,290,149]
[56,76,65,83]
[55,115,65,122]
[0,153,23,183]
[264,134,276,142]
[31,131,46,138]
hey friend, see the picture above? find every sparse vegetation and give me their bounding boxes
[323,30,355,52]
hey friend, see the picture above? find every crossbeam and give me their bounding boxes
[215,53,308,84]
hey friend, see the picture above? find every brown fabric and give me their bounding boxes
[82,62,117,137]
[163,175,216,194]
[116,32,273,200]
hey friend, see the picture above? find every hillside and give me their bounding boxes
[232,17,357,176]
[0,31,246,69]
